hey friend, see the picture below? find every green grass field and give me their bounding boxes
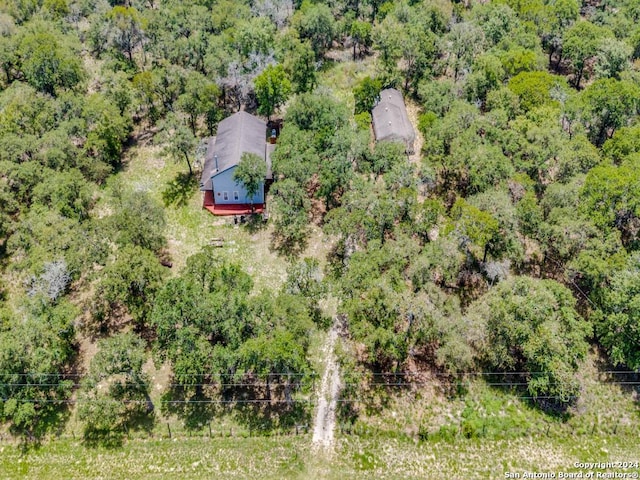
[1,432,638,480]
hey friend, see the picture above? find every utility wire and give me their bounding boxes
[2,370,637,377]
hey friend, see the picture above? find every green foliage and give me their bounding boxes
[417,79,457,118]
[270,178,311,257]
[105,6,146,64]
[354,111,372,131]
[579,78,640,147]
[233,152,267,202]
[81,93,132,173]
[602,124,640,163]
[373,6,438,89]
[157,113,197,175]
[408,236,465,289]
[465,54,505,103]
[292,2,336,59]
[448,198,500,262]
[350,19,372,59]
[176,71,221,135]
[472,2,521,47]
[7,205,108,276]
[498,47,543,77]
[270,91,355,254]
[93,245,166,330]
[254,64,291,119]
[283,92,350,149]
[370,141,405,176]
[467,276,591,404]
[324,178,400,248]
[595,38,632,80]
[353,76,381,114]
[284,257,326,321]
[32,169,93,221]
[515,191,543,237]
[151,253,255,391]
[151,247,314,409]
[581,157,640,248]
[594,252,640,369]
[236,329,311,394]
[17,28,85,95]
[107,186,166,253]
[507,71,568,112]
[562,21,613,88]
[78,332,152,444]
[440,22,485,82]
[337,236,471,372]
[0,301,76,436]
[282,38,317,94]
[468,188,524,264]
[555,134,601,182]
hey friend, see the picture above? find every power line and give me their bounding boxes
[3,380,640,388]
[0,396,582,404]
[1,370,637,377]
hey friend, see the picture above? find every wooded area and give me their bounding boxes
[0,0,639,453]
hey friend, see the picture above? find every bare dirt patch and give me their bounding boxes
[405,99,424,168]
[312,318,342,451]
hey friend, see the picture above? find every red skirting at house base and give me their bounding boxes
[203,191,264,216]
[204,204,264,215]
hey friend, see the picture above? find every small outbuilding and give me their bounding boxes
[200,111,274,215]
[372,88,416,155]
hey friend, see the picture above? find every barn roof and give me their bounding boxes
[372,88,416,145]
[200,111,267,190]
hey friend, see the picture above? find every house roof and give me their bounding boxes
[200,136,216,190]
[200,111,267,190]
[372,88,416,145]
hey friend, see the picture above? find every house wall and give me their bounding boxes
[211,166,265,205]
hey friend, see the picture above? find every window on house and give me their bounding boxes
[233,191,239,201]
[223,191,228,200]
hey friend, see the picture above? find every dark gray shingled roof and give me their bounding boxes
[200,111,268,190]
[372,88,416,153]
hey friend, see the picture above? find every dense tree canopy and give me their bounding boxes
[467,277,591,403]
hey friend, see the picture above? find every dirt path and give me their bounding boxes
[311,318,342,450]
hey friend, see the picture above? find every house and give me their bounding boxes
[372,88,416,155]
[200,111,274,215]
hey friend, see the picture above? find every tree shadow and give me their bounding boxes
[161,172,198,207]
[82,429,125,449]
[242,213,268,234]
[226,383,311,434]
[234,400,311,435]
[82,407,156,449]
[270,230,308,260]
[160,387,219,430]
[11,402,73,452]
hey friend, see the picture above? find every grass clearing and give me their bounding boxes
[319,50,377,107]
[348,351,640,443]
[109,139,290,291]
[1,431,638,480]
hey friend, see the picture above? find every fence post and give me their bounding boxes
[167,423,172,439]
[208,422,212,438]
